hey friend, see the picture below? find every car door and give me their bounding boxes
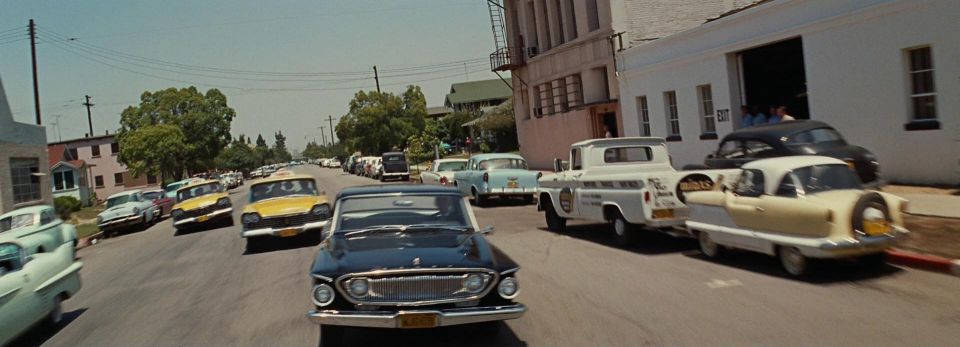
[562,148,585,219]
[721,169,768,251]
[423,162,438,184]
[0,243,41,342]
[755,174,832,238]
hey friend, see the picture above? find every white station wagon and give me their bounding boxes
[685,156,908,276]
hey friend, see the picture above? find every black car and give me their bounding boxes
[379,152,410,182]
[697,120,880,186]
[306,185,525,346]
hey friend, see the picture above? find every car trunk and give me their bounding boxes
[486,169,538,191]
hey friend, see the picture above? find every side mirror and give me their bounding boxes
[552,158,563,173]
[479,225,495,235]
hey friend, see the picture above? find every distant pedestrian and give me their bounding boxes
[776,106,796,122]
[740,105,755,128]
[603,125,613,138]
[752,106,768,124]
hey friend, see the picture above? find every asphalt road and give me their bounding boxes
[17,165,960,347]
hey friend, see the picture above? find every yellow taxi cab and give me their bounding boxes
[170,180,234,231]
[240,174,331,251]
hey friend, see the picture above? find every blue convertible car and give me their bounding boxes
[453,153,540,206]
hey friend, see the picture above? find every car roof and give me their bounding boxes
[470,153,525,161]
[435,158,468,163]
[0,205,51,218]
[721,120,834,143]
[337,184,461,199]
[107,189,142,199]
[252,173,315,185]
[571,136,666,148]
[382,152,404,156]
[178,179,220,192]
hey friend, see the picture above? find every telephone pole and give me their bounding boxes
[83,95,95,137]
[373,65,381,93]
[327,115,335,145]
[319,126,327,146]
[29,19,41,125]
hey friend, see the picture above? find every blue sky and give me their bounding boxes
[0,0,502,151]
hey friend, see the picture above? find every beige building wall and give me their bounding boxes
[0,75,53,214]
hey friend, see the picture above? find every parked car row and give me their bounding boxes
[340,152,411,182]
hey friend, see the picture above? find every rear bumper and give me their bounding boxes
[482,187,536,195]
[241,220,327,238]
[306,304,526,328]
[98,214,143,230]
[382,172,409,177]
[173,207,233,227]
[812,226,907,257]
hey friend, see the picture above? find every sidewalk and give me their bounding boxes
[883,185,960,219]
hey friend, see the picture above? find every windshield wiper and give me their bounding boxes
[344,224,472,238]
[344,225,408,238]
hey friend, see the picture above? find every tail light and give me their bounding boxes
[440,176,448,185]
[482,172,489,182]
[644,191,651,203]
[826,210,834,223]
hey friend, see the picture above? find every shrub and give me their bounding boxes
[54,196,83,220]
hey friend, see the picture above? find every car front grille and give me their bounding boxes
[383,163,408,173]
[246,213,322,229]
[182,204,218,219]
[337,270,497,306]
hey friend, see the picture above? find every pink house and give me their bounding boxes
[47,134,159,202]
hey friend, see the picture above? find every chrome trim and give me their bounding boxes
[499,267,520,276]
[335,268,499,307]
[312,274,333,282]
[819,226,907,250]
[240,220,327,238]
[497,277,519,300]
[97,214,142,228]
[306,304,527,328]
[173,207,233,226]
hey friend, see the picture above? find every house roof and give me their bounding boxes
[427,106,453,117]
[47,144,85,169]
[47,133,115,146]
[444,79,512,107]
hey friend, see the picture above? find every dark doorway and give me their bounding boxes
[739,37,809,119]
[601,112,618,137]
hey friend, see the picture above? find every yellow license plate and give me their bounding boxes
[864,221,889,236]
[846,161,856,170]
[196,215,209,223]
[278,228,298,237]
[507,181,519,188]
[399,313,438,329]
[652,209,675,219]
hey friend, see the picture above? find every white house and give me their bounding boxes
[617,0,959,184]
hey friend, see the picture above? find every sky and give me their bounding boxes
[0,0,503,152]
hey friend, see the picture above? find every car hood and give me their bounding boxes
[244,195,326,217]
[174,193,227,211]
[98,204,137,220]
[311,232,517,277]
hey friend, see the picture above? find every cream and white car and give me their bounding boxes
[685,156,908,276]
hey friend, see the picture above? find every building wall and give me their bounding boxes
[617,0,960,184]
[53,136,156,200]
[50,165,91,205]
[0,76,53,213]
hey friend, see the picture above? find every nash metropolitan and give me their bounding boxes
[0,205,78,254]
[453,153,540,206]
[306,185,525,346]
[97,190,156,237]
[685,156,908,276]
[240,174,331,252]
[170,180,234,232]
[419,158,467,186]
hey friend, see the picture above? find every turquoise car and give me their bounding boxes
[0,238,83,346]
[0,205,78,254]
[453,153,541,206]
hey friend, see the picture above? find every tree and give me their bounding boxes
[441,110,478,145]
[271,131,292,162]
[301,141,324,159]
[117,87,236,177]
[255,134,268,148]
[116,124,190,180]
[335,86,427,154]
[475,99,518,152]
[215,139,258,173]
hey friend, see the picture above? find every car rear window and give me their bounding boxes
[0,214,34,232]
[786,128,846,145]
[603,147,653,163]
[385,155,405,162]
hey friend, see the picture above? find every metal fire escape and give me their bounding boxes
[487,0,521,72]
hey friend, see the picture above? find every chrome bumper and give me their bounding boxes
[306,304,526,328]
[173,207,233,227]
[382,172,409,177]
[97,214,142,229]
[241,220,327,238]
[816,226,908,255]
[483,187,536,195]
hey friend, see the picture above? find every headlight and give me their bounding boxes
[312,284,335,307]
[311,204,331,218]
[132,207,140,215]
[171,209,183,219]
[348,278,369,297]
[241,213,261,224]
[463,274,485,293]
[96,216,103,224]
[498,277,519,299]
[217,197,231,206]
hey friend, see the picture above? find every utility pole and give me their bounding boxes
[50,114,63,141]
[319,126,327,146]
[373,66,381,93]
[327,115,335,145]
[29,19,41,125]
[83,95,95,137]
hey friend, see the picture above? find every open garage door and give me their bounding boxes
[738,37,809,120]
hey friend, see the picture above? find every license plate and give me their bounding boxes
[846,161,856,170]
[863,220,889,236]
[398,313,438,329]
[652,209,675,219]
[278,228,298,237]
[507,181,519,188]
[196,215,209,223]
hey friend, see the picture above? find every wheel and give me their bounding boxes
[419,177,424,184]
[46,295,63,326]
[379,176,385,183]
[473,190,488,207]
[245,238,261,253]
[544,200,566,233]
[779,246,808,276]
[222,217,235,227]
[858,252,887,268]
[318,325,344,347]
[611,213,638,247]
[698,231,722,259]
[522,195,535,205]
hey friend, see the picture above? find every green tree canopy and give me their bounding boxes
[116,124,189,179]
[255,134,268,148]
[335,86,427,154]
[215,138,258,173]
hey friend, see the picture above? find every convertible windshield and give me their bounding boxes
[177,183,221,202]
[437,161,466,172]
[786,128,846,145]
[792,164,862,194]
[107,195,132,208]
[336,194,470,232]
[249,179,318,203]
[479,158,527,170]
[0,214,34,232]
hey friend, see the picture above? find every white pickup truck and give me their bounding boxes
[537,137,740,246]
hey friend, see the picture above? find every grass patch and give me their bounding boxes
[76,223,101,239]
[72,204,106,221]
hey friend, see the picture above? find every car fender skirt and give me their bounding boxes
[34,262,83,293]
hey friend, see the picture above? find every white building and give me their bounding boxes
[0,75,53,213]
[617,0,959,184]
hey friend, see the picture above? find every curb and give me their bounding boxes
[885,249,959,277]
[75,231,105,251]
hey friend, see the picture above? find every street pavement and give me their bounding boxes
[16,165,960,347]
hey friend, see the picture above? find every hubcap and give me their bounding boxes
[614,219,625,236]
[700,232,717,256]
[50,297,63,324]
[781,247,806,275]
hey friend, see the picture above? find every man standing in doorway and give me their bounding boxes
[752,106,768,125]
[776,106,796,122]
[740,105,755,128]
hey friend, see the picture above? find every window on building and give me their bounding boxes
[533,85,543,117]
[586,0,600,31]
[698,85,716,134]
[539,82,555,115]
[11,158,42,204]
[553,0,565,45]
[521,86,530,119]
[540,0,552,50]
[53,170,76,191]
[91,144,101,157]
[566,74,583,108]
[526,1,539,55]
[565,0,578,41]
[95,175,104,188]
[907,46,936,121]
[147,174,159,185]
[637,96,650,136]
[67,148,78,160]
[114,172,124,186]
[111,142,120,154]
[664,91,680,138]
[554,79,568,113]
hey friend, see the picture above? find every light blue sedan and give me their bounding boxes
[453,153,540,206]
[0,205,78,254]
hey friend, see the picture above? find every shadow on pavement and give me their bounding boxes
[684,250,905,284]
[333,322,527,347]
[173,218,235,237]
[472,198,537,209]
[10,308,88,347]
[243,233,322,255]
[545,223,699,256]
